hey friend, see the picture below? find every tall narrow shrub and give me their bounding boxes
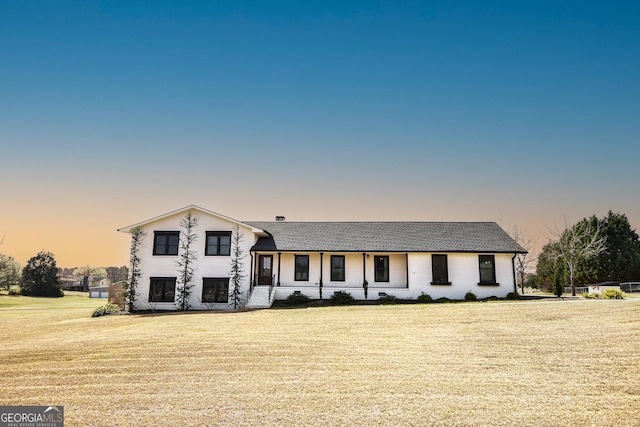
[176,212,198,311]
[124,227,145,312]
[229,224,246,309]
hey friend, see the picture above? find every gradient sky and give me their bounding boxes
[1,1,639,267]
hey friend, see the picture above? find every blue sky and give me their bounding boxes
[1,1,639,266]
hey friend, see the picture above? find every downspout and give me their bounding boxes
[277,252,281,286]
[512,253,518,294]
[249,251,254,292]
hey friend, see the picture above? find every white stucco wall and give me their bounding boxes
[267,252,408,289]
[131,209,258,311]
[408,253,516,300]
[270,252,516,301]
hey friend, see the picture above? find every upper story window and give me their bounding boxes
[153,231,179,256]
[206,231,232,256]
[331,255,345,282]
[479,255,498,285]
[374,255,389,282]
[431,254,450,285]
[295,255,309,281]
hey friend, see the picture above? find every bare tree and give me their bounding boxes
[176,212,198,311]
[0,253,20,291]
[553,218,607,296]
[510,226,536,294]
[105,266,129,284]
[73,265,106,277]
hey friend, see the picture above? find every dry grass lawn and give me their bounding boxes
[1,293,639,426]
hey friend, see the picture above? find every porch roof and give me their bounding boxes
[246,221,526,254]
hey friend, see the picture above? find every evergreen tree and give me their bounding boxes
[595,211,640,281]
[124,227,145,312]
[536,242,564,293]
[21,251,63,297]
[229,224,246,309]
[176,212,198,311]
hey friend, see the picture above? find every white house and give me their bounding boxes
[118,205,526,311]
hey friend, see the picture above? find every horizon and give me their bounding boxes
[1,1,638,267]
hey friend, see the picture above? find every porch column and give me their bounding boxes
[406,253,409,288]
[253,253,258,287]
[319,253,323,300]
[277,252,281,286]
[363,253,368,299]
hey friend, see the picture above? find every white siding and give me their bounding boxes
[407,253,515,300]
[133,209,258,311]
[270,252,515,301]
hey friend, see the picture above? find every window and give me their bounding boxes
[479,255,497,285]
[205,231,232,256]
[202,278,229,303]
[149,277,176,302]
[431,254,450,285]
[374,256,389,282]
[331,255,345,281]
[295,255,309,281]
[153,231,179,255]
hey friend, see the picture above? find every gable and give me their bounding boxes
[118,205,268,236]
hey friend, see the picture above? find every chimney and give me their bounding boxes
[275,216,286,222]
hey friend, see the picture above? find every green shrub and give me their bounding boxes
[483,296,499,302]
[417,293,432,303]
[378,294,397,304]
[464,292,477,301]
[435,297,452,303]
[582,292,599,299]
[506,292,521,300]
[601,289,625,300]
[92,303,121,318]
[330,291,355,305]
[286,292,311,305]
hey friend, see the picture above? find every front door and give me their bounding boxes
[258,255,273,286]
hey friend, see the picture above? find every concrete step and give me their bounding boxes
[246,286,275,309]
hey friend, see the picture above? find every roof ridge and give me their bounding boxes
[245,221,499,224]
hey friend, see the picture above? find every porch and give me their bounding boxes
[251,251,410,291]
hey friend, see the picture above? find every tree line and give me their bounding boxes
[3,211,638,299]
[0,248,128,297]
[536,212,640,295]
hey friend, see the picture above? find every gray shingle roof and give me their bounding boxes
[245,222,526,253]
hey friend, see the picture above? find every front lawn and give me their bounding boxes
[1,295,639,426]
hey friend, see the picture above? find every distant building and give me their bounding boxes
[588,281,621,295]
[89,286,109,298]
